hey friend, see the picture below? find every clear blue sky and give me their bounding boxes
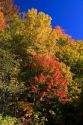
[14,0,83,40]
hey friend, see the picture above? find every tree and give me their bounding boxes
[0,0,18,29]
[0,0,18,16]
[0,4,82,124]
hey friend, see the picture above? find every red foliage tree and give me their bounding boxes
[29,53,69,103]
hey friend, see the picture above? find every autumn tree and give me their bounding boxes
[0,3,82,125]
[0,0,18,29]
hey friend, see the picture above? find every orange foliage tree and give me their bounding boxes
[0,0,18,29]
[27,52,69,103]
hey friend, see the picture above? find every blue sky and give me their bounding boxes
[14,0,83,40]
